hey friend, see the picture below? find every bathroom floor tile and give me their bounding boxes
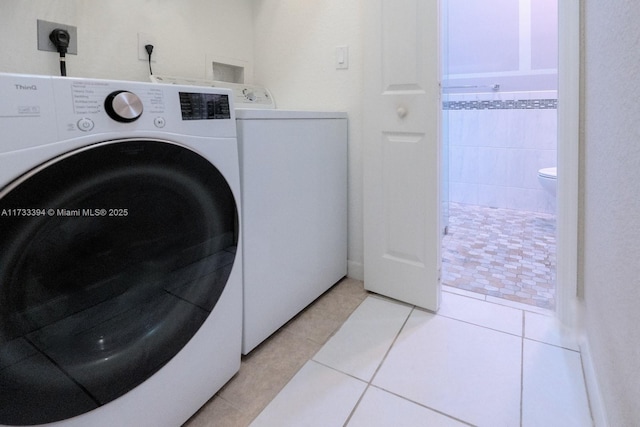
[439,290,523,336]
[443,202,556,310]
[522,340,592,426]
[250,361,367,427]
[346,386,468,427]
[373,310,522,426]
[313,296,412,381]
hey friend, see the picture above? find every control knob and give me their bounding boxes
[104,91,144,122]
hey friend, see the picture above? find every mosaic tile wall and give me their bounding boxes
[443,99,558,110]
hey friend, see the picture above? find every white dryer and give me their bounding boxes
[235,108,348,354]
[151,76,348,354]
[0,73,242,426]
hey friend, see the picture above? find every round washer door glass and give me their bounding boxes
[0,139,238,426]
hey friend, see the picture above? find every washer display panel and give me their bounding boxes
[0,140,238,425]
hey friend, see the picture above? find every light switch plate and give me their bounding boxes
[336,46,349,70]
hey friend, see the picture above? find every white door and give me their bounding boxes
[363,0,442,311]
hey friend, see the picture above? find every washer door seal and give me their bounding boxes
[0,139,238,426]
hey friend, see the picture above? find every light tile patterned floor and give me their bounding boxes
[185,280,592,426]
[250,289,593,427]
[442,202,557,310]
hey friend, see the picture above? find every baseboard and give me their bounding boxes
[580,335,609,426]
[347,260,364,281]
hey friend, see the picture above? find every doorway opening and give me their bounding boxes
[440,0,559,310]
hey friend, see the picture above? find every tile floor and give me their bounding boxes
[442,202,557,310]
[185,279,593,427]
[184,278,369,427]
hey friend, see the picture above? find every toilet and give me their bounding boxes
[537,167,557,197]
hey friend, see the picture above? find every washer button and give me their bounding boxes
[154,117,166,128]
[77,118,94,131]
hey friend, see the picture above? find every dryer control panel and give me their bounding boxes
[151,75,275,109]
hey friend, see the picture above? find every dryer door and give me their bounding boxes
[0,139,238,426]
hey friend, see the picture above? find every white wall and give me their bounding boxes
[443,0,557,92]
[582,1,640,425]
[0,0,365,278]
[0,0,254,82]
[252,0,365,279]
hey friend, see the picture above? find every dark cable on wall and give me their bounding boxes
[49,28,70,76]
[145,44,154,75]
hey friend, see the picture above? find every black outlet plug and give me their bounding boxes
[145,44,154,75]
[49,28,71,76]
[49,28,70,54]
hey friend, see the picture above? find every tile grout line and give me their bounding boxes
[440,290,579,350]
[341,301,485,427]
[485,296,555,315]
[443,287,555,317]
[311,358,367,383]
[234,280,371,427]
[436,311,523,339]
[578,350,597,426]
[341,305,415,427]
[340,384,370,427]
[358,303,479,427]
[437,291,527,339]
[524,337,581,353]
[366,384,477,427]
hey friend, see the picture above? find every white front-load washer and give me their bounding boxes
[151,76,348,354]
[0,73,242,427]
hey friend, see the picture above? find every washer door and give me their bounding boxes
[0,139,238,426]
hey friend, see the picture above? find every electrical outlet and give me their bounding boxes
[37,19,78,54]
[138,33,157,62]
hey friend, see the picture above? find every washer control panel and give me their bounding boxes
[0,73,237,154]
[60,78,233,134]
[151,75,275,109]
